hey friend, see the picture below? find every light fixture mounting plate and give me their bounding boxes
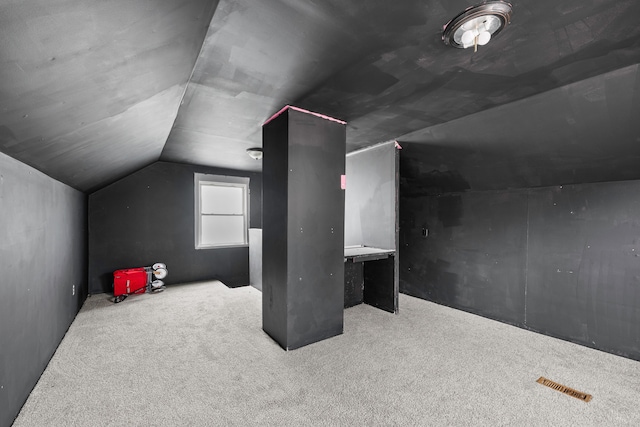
[442,1,512,49]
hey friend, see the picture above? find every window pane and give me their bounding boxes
[201,215,245,246]
[201,185,243,215]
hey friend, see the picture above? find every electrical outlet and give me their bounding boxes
[72,285,75,296]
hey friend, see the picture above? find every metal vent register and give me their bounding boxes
[536,377,592,402]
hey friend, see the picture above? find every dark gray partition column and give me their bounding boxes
[262,106,346,350]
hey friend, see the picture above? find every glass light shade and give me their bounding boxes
[246,148,263,160]
[454,15,501,48]
[477,31,492,46]
[461,30,476,46]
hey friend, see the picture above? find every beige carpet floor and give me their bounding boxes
[14,280,640,426]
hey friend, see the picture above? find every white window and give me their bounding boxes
[195,173,250,249]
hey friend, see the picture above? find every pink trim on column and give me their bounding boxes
[263,105,347,126]
[263,105,290,126]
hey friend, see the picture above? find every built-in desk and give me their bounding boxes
[344,246,396,313]
[344,246,395,262]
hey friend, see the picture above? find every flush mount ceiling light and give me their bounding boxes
[246,147,263,160]
[442,1,512,52]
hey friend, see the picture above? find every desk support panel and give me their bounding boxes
[363,256,396,313]
[344,260,364,308]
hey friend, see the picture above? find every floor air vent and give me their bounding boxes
[536,377,592,402]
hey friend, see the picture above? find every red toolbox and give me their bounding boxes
[113,263,168,303]
[113,267,149,298]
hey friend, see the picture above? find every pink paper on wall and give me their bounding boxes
[341,174,346,190]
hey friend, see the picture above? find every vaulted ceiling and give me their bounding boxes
[1,0,639,193]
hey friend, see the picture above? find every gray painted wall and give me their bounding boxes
[88,161,261,295]
[400,180,640,360]
[0,152,87,427]
[345,142,396,250]
[249,228,262,291]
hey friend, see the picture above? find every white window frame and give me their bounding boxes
[194,173,250,249]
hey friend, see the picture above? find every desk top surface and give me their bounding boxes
[344,246,395,258]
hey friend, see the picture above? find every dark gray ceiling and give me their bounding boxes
[401,64,640,194]
[2,0,640,193]
[0,0,218,192]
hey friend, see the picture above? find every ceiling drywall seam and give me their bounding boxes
[160,1,222,157]
[346,139,397,157]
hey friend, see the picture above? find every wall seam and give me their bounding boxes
[524,189,530,326]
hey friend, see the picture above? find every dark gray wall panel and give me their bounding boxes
[400,191,528,326]
[526,182,640,358]
[286,109,346,349]
[401,179,640,360]
[262,113,289,348]
[0,152,87,427]
[345,141,397,249]
[88,161,261,294]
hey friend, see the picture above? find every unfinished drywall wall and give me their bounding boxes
[0,152,87,427]
[400,180,640,360]
[401,191,528,326]
[525,183,640,357]
[88,161,261,294]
